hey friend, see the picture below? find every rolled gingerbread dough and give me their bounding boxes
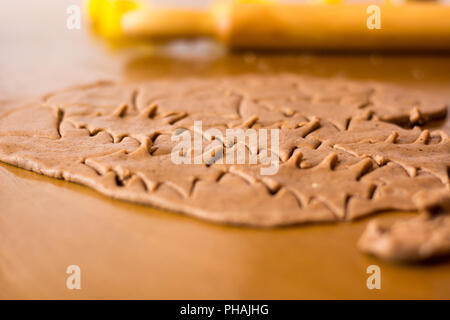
[0,74,448,229]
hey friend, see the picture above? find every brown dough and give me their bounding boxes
[358,190,450,262]
[0,74,448,227]
[358,214,450,262]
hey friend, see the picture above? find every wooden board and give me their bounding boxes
[1,0,449,299]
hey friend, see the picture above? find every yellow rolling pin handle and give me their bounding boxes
[87,0,143,38]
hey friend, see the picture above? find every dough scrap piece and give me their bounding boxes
[358,214,450,262]
[358,190,450,262]
[0,74,449,227]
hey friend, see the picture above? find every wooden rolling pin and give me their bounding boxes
[88,0,450,50]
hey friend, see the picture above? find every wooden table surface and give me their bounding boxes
[1,0,449,299]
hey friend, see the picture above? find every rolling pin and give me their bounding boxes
[88,0,450,50]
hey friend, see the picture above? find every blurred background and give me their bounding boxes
[1,0,450,102]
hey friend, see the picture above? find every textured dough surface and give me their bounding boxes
[358,214,450,262]
[0,74,449,227]
[358,190,450,262]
